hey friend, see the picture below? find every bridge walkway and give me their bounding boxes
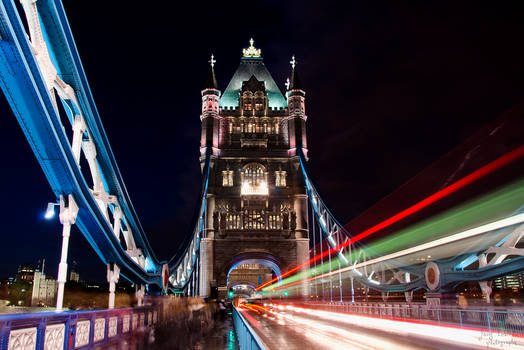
[93,310,239,350]
[237,305,487,350]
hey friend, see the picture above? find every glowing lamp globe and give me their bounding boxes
[45,202,56,219]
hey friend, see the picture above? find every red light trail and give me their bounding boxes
[256,144,524,291]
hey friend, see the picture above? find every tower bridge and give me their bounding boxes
[0,0,524,349]
[198,40,309,299]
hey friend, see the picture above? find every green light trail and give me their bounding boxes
[263,179,524,292]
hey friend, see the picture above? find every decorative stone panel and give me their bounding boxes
[44,323,65,350]
[93,318,105,342]
[139,313,145,327]
[148,312,152,325]
[108,317,118,338]
[153,311,158,324]
[122,314,130,333]
[132,314,138,330]
[8,328,37,350]
[75,321,90,348]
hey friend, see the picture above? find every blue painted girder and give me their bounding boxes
[0,0,162,285]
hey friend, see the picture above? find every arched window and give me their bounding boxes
[241,163,268,195]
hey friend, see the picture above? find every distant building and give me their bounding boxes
[494,272,524,289]
[69,261,79,282]
[16,264,35,282]
[69,270,79,282]
[31,271,57,306]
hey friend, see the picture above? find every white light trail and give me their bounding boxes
[322,213,524,280]
[284,305,524,350]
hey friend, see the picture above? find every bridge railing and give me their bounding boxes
[305,302,524,336]
[0,305,160,350]
[233,307,267,350]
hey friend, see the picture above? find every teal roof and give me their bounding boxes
[219,58,287,109]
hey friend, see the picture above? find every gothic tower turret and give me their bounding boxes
[198,41,309,299]
[286,56,308,158]
[200,54,221,161]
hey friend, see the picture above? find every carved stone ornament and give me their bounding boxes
[213,211,219,230]
[75,321,90,348]
[44,324,65,350]
[220,212,227,230]
[290,211,297,230]
[93,318,106,342]
[282,211,289,230]
[132,314,138,330]
[108,316,118,338]
[123,314,131,333]
[8,327,37,350]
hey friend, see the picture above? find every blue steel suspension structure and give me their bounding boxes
[0,0,204,295]
[167,155,211,294]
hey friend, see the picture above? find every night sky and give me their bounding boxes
[1,1,524,282]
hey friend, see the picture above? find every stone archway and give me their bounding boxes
[213,251,285,297]
[227,256,282,290]
[199,234,309,298]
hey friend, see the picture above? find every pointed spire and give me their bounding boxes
[288,55,303,90]
[203,53,218,90]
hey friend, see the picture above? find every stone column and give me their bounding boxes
[293,194,308,238]
[296,238,310,297]
[206,194,215,239]
[199,238,214,298]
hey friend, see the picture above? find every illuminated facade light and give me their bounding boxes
[241,181,268,195]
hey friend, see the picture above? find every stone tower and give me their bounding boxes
[199,40,309,298]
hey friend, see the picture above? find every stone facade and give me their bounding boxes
[199,41,310,297]
[30,271,57,306]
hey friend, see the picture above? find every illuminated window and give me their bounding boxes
[241,163,268,195]
[268,213,282,229]
[275,171,286,187]
[228,122,233,133]
[226,213,240,229]
[222,170,234,187]
[255,103,263,111]
[244,210,265,229]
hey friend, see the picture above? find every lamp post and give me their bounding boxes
[46,194,78,311]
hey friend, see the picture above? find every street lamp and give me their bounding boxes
[45,202,59,219]
[44,195,79,311]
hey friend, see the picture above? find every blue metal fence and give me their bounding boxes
[0,305,159,350]
[233,307,267,350]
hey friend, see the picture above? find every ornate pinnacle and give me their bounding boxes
[243,38,262,58]
[209,54,216,68]
[285,78,290,90]
[290,55,296,69]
